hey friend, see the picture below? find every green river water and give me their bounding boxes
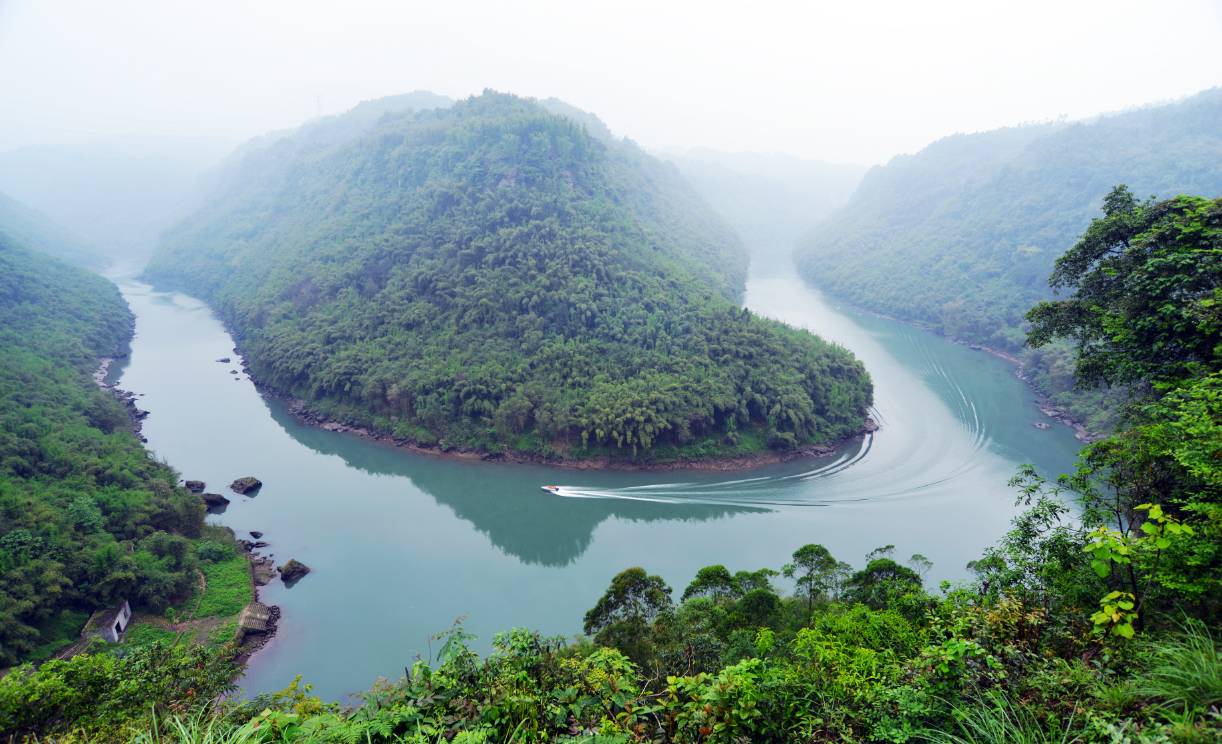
[110,262,1082,701]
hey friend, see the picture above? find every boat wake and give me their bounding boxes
[539,338,1000,512]
[542,433,880,509]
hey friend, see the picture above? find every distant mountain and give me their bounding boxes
[0,137,234,265]
[667,149,866,263]
[795,88,1222,431]
[0,189,100,268]
[797,89,1222,345]
[224,91,454,164]
[145,91,871,463]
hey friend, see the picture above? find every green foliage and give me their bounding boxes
[1027,188,1221,389]
[797,89,1222,432]
[27,609,88,663]
[583,568,673,666]
[0,235,205,665]
[6,106,1222,744]
[922,691,1080,744]
[1025,191,1222,631]
[195,541,232,564]
[782,542,842,611]
[844,557,926,616]
[0,641,237,739]
[194,553,254,619]
[5,529,1221,742]
[120,623,180,649]
[1134,620,1222,714]
[145,92,872,462]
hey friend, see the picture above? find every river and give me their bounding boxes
[109,262,1082,701]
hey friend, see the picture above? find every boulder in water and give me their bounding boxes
[230,476,262,494]
[200,492,230,508]
[279,559,311,584]
[184,480,205,493]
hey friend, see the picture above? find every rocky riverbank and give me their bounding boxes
[93,354,150,442]
[969,344,1103,442]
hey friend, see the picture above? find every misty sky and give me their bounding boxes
[1,0,1219,165]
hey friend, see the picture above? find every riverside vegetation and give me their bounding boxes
[0,228,253,668]
[2,188,1218,742]
[795,88,1222,435]
[143,93,873,464]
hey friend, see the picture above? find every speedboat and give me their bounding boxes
[540,485,561,494]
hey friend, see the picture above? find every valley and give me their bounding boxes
[112,255,1081,700]
[1,8,1217,734]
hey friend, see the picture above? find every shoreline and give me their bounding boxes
[807,290,1103,442]
[93,351,282,667]
[273,386,876,472]
[229,349,875,473]
[970,343,1101,442]
[134,276,877,473]
[93,353,150,443]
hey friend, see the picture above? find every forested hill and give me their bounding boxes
[0,233,205,663]
[0,190,101,269]
[145,92,872,462]
[797,89,1222,346]
[794,87,1222,430]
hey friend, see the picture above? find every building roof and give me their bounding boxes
[238,602,272,632]
[82,599,130,637]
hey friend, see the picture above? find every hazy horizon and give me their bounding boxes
[2,0,1219,166]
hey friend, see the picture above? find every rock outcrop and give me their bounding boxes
[230,476,262,494]
[278,559,311,584]
[201,492,230,508]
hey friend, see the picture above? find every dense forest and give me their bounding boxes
[0,230,211,665]
[144,92,873,462]
[4,190,1218,741]
[795,88,1222,433]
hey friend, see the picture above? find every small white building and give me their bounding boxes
[84,600,132,643]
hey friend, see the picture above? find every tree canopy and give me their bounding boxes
[1028,186,1221,388]
[796,88,1222,433]
[0,234,205,665]
[145,92,872,462]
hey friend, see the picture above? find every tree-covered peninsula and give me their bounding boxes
[795,88,1222,434]
[145,93,872,463]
